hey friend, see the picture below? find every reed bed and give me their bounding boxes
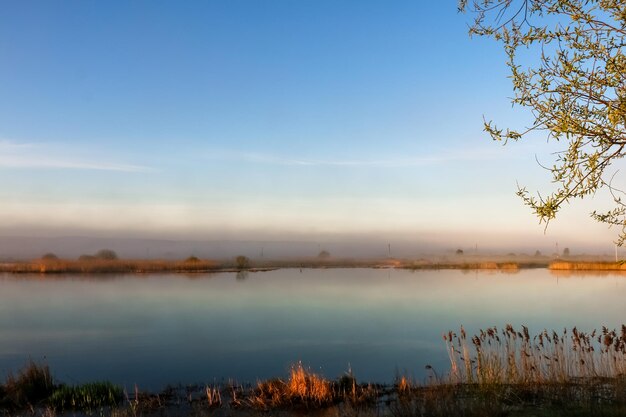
[550,261,626,271]
[0,258,220,274]
[445,324,626,384]
[403,262,521,271]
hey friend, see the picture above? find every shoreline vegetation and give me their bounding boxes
[4,325,626,417]
[1,253,626,274]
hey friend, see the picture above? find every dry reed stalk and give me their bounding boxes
[444,325,626,385]
[205,385,221,408]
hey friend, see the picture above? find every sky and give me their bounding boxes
[0,1,621,253]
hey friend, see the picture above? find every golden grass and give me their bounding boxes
[0,258,220,274]
[550,261,626,270]
[248,362,334,409]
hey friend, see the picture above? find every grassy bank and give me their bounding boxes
[549,261,626,271]
[4,325,626,416]
[0,257,531,275]
[7,255,626,275]
[0,258,222,274]
[0,257,403,275]
[399,261,525,271]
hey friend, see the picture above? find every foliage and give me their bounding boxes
[318,250,331,259]
[41,253,58,260]
[95,249,118,260]
[49,382,123,410]
[235,255,250,269]
[459,0,626,243]
[185,255,200,263]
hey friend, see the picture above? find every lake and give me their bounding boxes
[1,268,625,391]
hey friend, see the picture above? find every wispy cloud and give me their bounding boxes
[209,146,514,168]
[0,140,150,172]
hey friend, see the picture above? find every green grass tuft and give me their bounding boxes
[49,382,123,410]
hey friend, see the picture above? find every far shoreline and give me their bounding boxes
[1,256,626,274]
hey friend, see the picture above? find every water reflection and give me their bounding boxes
[0,269,625,391]
[549,270,626,278]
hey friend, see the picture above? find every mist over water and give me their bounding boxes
[0,232,618,260]
[1,268,625,391]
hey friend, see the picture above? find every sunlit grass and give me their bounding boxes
[550,261,626,270]
[0,258,220,274]
[248,362,375,409]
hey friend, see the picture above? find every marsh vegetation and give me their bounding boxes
[5,325,626,416]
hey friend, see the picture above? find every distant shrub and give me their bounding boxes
[455,249,464,255]
[94,249,118,260]
[185,256,200,263]
[535,250,542,256]
[318,250,330,259]
[41,253,58,260]
[235,255,250,270]
[563,247,570,257]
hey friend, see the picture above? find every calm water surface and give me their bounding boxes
[1,268,625,390]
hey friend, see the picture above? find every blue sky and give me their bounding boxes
[0,1,619,251]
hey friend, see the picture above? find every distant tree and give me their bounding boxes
[318,250,330,259]
[535,250,542,257]
[455,249,464,255]
[185,255,200,263]
[563,247,571,257]
[95,249,118,260]
[235,255,250,270]
[41,253,58,260]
